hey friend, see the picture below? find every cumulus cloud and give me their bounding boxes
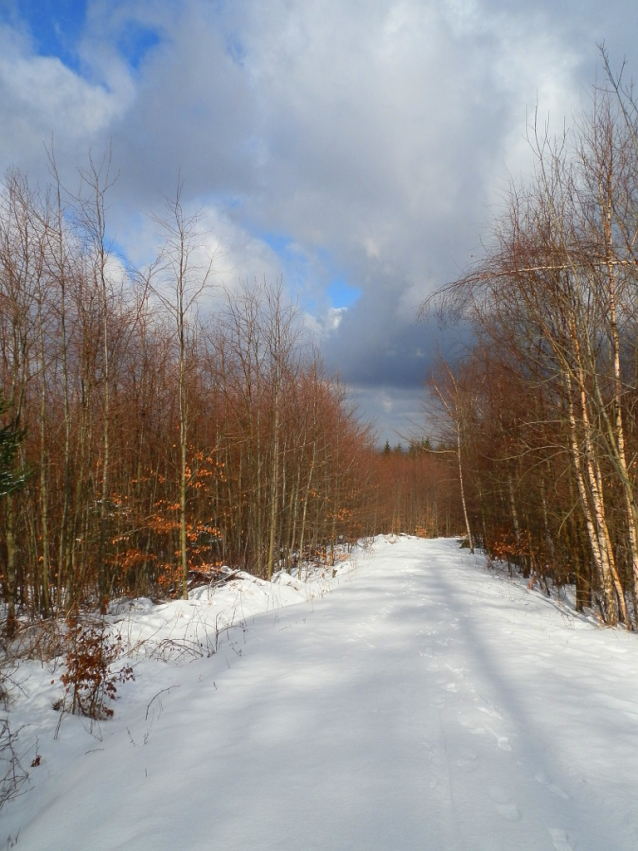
[0,0,635,442]
[0,22,131,172]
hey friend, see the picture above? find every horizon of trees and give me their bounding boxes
[0,160,463,633]
[423,53,638,628]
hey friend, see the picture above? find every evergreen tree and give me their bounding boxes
[0,398,28,498]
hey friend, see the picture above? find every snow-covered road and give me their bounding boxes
[5,537,638,850]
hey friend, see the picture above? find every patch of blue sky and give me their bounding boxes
[257,231,361,310]
[5,0,87,72]
[116,21,161,72]
[3,1,161,76]
[315,247,362,308]
[261,231,292,255]
[106,235,133,269]
[258,231,315,305]
[326,278,361,309]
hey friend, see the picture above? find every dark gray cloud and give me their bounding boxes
[0,0,636,443]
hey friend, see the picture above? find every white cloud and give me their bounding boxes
[0,0,634,433]
[0,24,132,173]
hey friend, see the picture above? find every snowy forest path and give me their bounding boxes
[6,537,638,851]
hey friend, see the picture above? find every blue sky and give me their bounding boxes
[9,0,87,66]
[2,0,359,311]
[6,0,161,70]
[0,0,635,443]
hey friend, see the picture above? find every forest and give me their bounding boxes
[0,160,462,638]
[425,58,638,628]
[5,60,638,645]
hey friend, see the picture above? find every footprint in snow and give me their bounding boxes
[495,803,520,821]
[535,772,569,800]
[489,786,521,822]
[549,828,574,851]
[458,715,486,736]
[477,703,503,720]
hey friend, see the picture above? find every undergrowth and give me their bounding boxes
[56,616,134,720]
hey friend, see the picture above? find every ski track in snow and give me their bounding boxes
[4,537,638,850]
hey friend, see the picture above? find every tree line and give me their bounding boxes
[426,55,638,627]
[0,160,463,634]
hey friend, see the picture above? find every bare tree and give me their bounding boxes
[146,179,216,599]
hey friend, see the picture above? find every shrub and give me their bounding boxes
[58,616,134,720]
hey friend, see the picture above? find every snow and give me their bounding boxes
[3,537,638,850]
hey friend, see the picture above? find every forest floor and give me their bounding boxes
[2,536,638,850]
